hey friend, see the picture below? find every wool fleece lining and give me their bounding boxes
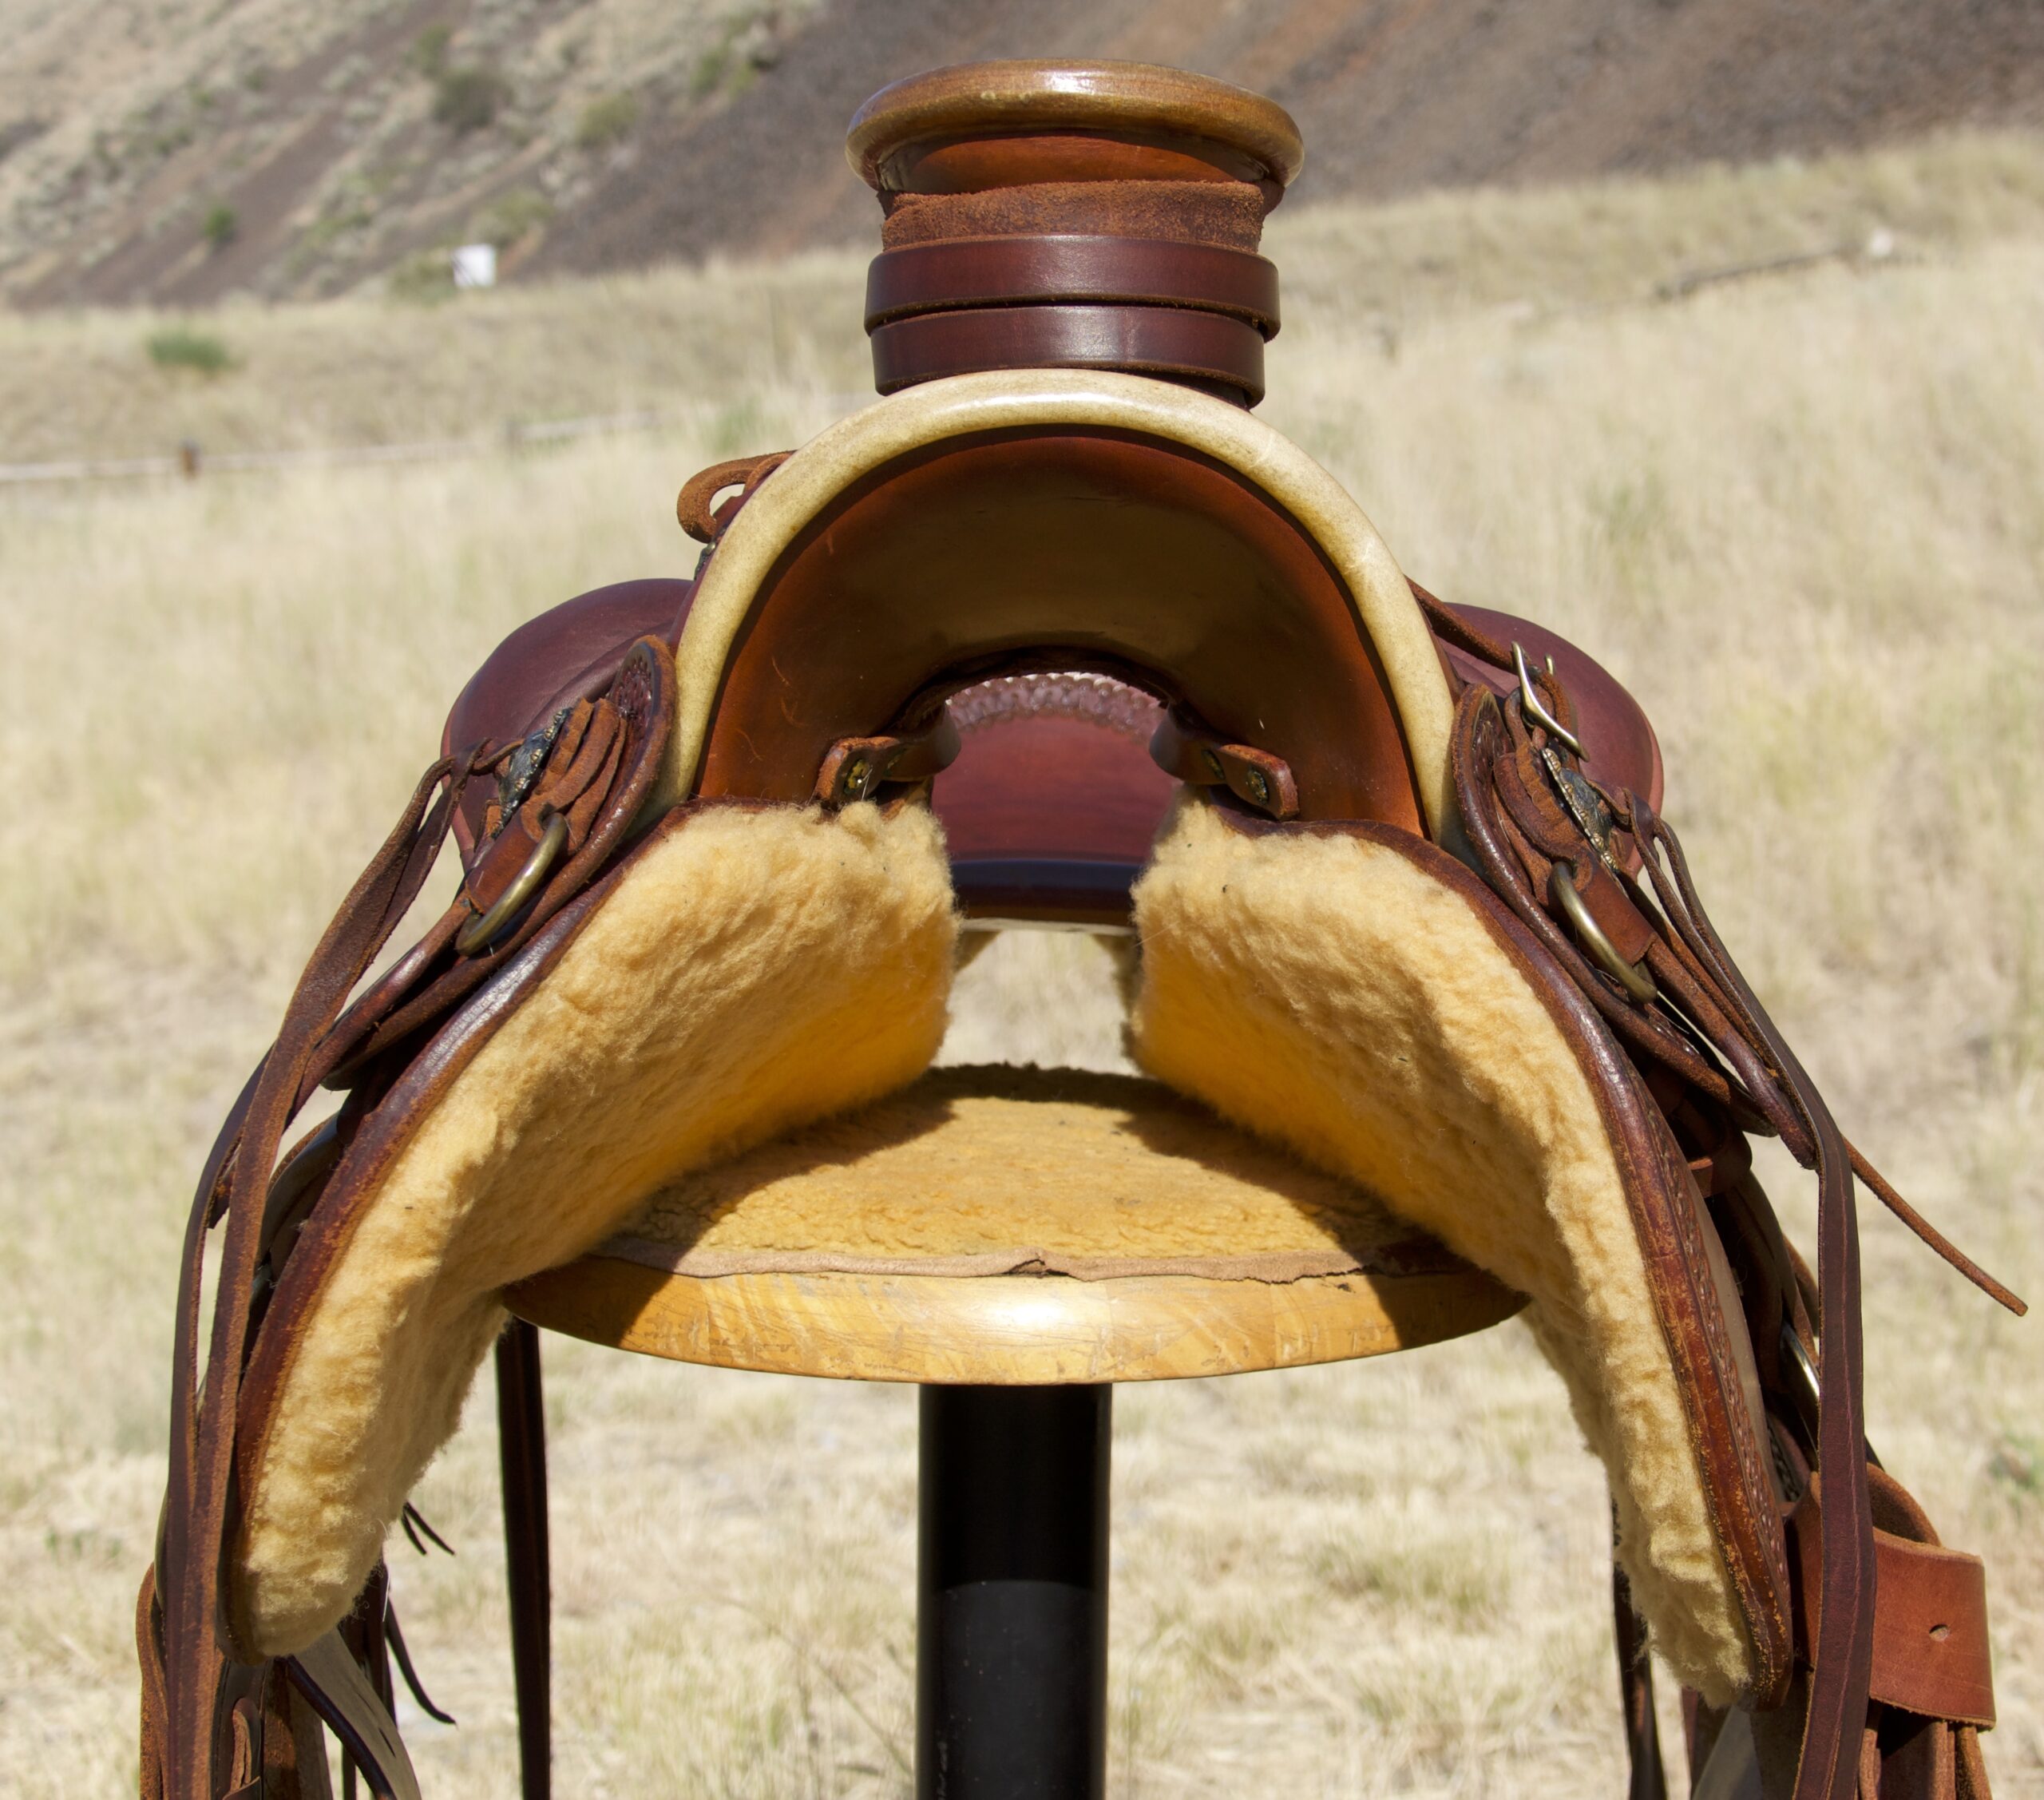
[1128,796,1753,1703]
[231,803,958,1655]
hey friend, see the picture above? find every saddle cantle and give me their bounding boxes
[141,60,2022,1800]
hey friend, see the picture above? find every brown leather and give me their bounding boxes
[846,61,1304,194]
[865,236,1281,335]
[233,813,679,1521]
[1428,590,1666,819]
[675,453,790,545]
[1789,1487,1996,1731]
[1614,1559,1670,1800]
[933,682,1173,923]
[433,579,1662,910]
[321,640,673,1091]
[1148,708,1299,819]
[694,426,1424,831]
[889,134,1265,192]
[1457,676,1875,1796]
[881,182,1269,253]
[145,639,681,1799]
[156,750,477,1800]
[869,303,1267,401]
[442,579,695,855]
[814,711,964,805]
[147,60,2022,1797]
[1221,803,1796,1703]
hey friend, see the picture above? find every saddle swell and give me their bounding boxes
[441,568,1661,925]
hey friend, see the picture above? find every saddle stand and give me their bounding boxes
[141,60,2022,1800]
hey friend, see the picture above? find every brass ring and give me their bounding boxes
[457,810,569,957]
[1550,860,1658,1004]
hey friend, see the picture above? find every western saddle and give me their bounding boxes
[140,59,2022,1800]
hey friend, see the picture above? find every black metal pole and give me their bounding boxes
[495,1320,552,1800]
[917,1385,1111,1800]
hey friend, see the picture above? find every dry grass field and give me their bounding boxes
[2,140,2041,1796]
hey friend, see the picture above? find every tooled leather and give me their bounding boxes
[466,696,625,911]
[159,754,469,1800]
[1416,585,1665,823]
[442,578,695,856]
[311,640,671,1092]
[145,649,674,1790]
[1636,1084,1797,1700]
[1452,690,1743,1108]
[1462,849,1794,1704]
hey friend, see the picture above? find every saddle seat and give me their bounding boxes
[509,1062,1523,1384]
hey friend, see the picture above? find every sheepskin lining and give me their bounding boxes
[231,803,958,1656]
[231,784,1757,1706]
[1128,797,1753,1703]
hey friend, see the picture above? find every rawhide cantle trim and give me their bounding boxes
[654,367,1460,839]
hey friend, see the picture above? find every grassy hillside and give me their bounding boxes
[6,129,2044,465]
[2,141,2041,1795]
[3,0,2042,306]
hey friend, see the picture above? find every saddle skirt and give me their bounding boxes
[140,59,2020,1800]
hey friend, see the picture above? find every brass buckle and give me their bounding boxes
[1512,641,1585,757]
[456,808,568,957]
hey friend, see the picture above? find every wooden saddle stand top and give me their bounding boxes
[141,57,2024,1800]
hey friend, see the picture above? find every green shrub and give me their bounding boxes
[201,203,236,251]
[689,42,731,99]
[574,91,640,150]
[385,248,461,304]
[475,188,554,249]
[409,24,451,77]
[145,327,233,374]
[433,65,509,133]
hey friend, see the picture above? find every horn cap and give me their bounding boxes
[847,61,1302,406]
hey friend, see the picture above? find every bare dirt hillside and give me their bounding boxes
[3,0,2042,305]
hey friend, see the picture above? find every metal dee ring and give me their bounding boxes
[1550,860,1658,1004]
[456,809,569,957]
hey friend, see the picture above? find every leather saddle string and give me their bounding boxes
[1626,796,1877,1800]
[159,749,478,1798]
[1612,1548,1670,1800]
[1616,792,2021,1314]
